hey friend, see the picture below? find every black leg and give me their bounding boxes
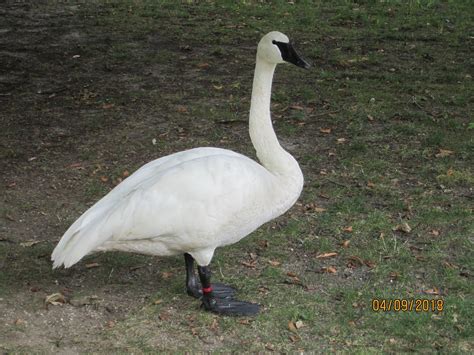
[197,264,260,316]
[185,253,201,298]
[184,253,237,299]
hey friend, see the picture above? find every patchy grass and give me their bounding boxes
[1,0,472,353]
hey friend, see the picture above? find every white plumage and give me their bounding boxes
[52,31,305,271]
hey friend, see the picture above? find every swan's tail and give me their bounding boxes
[51,201,115,268]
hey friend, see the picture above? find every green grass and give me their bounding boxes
[1,0,473,353]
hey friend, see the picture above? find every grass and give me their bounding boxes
[1,0,473,353]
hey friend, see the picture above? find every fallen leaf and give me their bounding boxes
[290,105,304,110]
[20,240,41,247]
[68,162,83,169]
[197,62,210,69]
[435,149,454,158]
[321,266,337,273]
[320,128,332,134]
[341,240,350,248]
[100,175,109,183]
[153,299,163,305]
[6,214,15,221]
[367,181,375,188]
[443,261,458,269]
[337,138,347,144]
[239,319,251,325]
[265,343,275,351]
[241,261,256,268]
[295,320,304,329]
[347,256,364,268]
[176,105,188,113]
[209,318,219,332]
[101,103,114,109]
[106,320,115,328]
[287,271,298,278]
[422,288,440,295]
[45,293,66,306]
[159,311,170,321]
[389,271,400,280]
[161,271,173,279]
[288,321,298,333]
[258,240,269,248]
[122,170,130,178]
[213,85,223,90]
[85,262,100,269]
[367,114,374,121]
[393,222,411,233]
[14,319,25,326]
[268,260,281,266]
[343,226,353,233]
[430,229,440,236]
[316,252,338,259]
[289,334,300,342]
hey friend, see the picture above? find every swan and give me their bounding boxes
[52,31,310,315]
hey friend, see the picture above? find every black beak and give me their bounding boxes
[273,40,311,69]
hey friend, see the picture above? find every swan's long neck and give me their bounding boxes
[249,58,302,182]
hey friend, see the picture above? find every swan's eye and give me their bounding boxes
[272,40,277,44]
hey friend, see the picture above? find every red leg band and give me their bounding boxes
[202,286,213,294]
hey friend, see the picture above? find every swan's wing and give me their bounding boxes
[52,147,244,268]
[51,149,266,267]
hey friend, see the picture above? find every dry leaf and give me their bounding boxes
[85,262,99,269]
[287,271,298,278]
[347,256,364,268]
[122,170,130,178]
[337,138,347,144]
[295,320,304,329]
[322,266,337,273]
[314,207,326,213]
[100,175,109,183]
[258,240,269,248]
[343,226,353,233]
[268,260,281,266]
[435,149,454,158]
[239,319,251,325]
[265,343,275,351]
[341,240,350,248]
[430,229,440,236]
[367,181,375,188]
[213,85,223,90]
[45,293,66,306]
[316,252,338,259]
[161,271,173,279]
[393,222,411,233]
[241,261,256,268]
[209,318,219,332]
[320,128,332,134]
[289,334,300,342]
[176,105,188,113]
[443,261,458,269]
[14,319,25,326]
[367,114,374,121]
[389,271,400,280]
[106,320,116,328]
[20,240,41,247]
[288,321,298,333]
[290,105,304,110]
[422,288,440,295]
[102,103,114,109]
[197,62,210,69]
[153,299,163,305]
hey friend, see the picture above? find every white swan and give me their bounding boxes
[52,31,310,315]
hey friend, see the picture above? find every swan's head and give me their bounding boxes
[257,31,310,69]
